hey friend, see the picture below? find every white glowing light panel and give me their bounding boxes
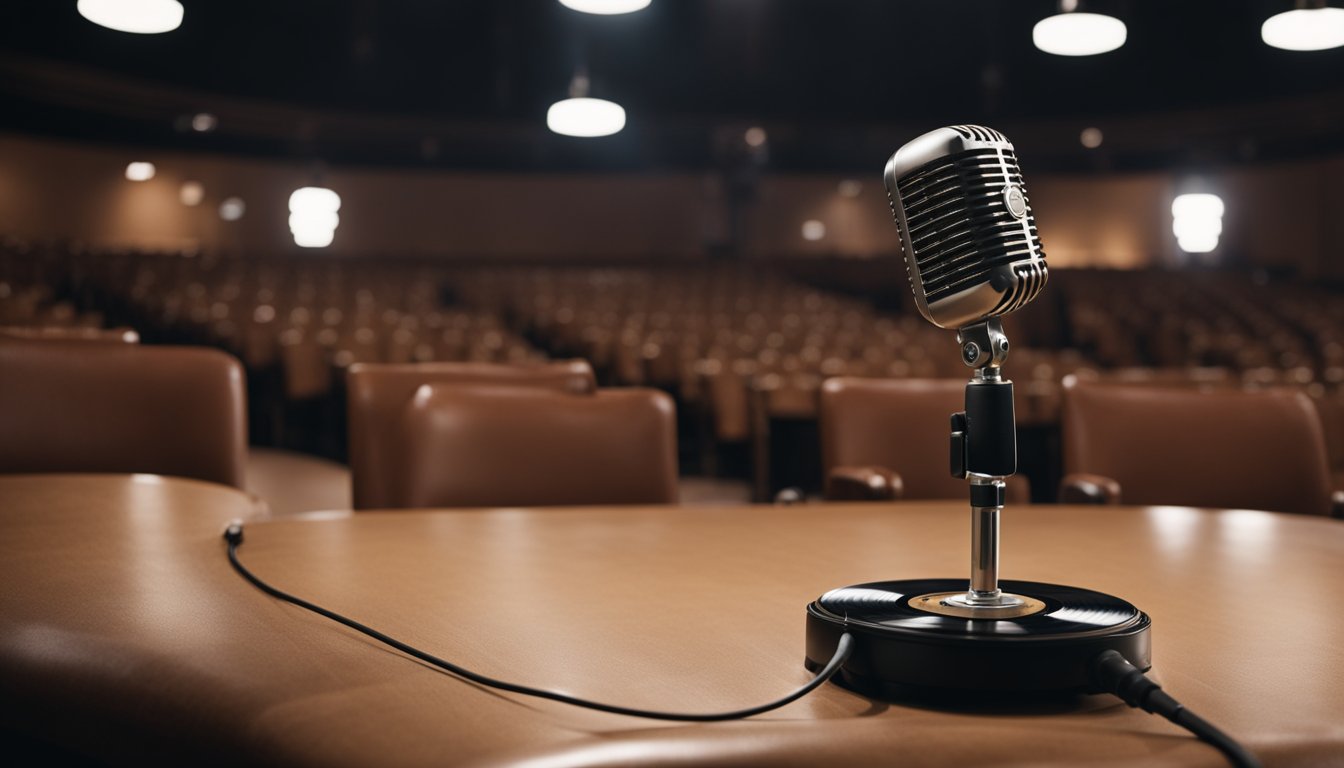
[77,0,183,34]
[1172,193,1224,254]
[125,162,155,181]
[1033,12,1127,56]
[547,98,626,137]
[1262,7,1344,51]
[289,187,341,248]
[558,0,651,15]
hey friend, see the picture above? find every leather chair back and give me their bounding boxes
[346,360,597,509]
[820,377,975,500]
[393,385,678,509]
[1061,380,1333,515]
[0,339,247,487]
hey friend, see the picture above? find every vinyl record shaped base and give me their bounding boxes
[805,579,1151,702]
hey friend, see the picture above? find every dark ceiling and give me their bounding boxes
[1,0,1343,173]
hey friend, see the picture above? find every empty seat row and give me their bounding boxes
[3,336,1340,518]
[0,339,676,511]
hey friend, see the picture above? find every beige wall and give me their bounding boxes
[0,134,710,259]
[1,133,1339,275]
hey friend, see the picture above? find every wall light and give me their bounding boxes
[1033,3,1127,56]
[1080,127,1104,149]
[289,187,341,248]
[125,162,155,181]
[77,0,183,34]
[1172,193,1224,254]
[191,113,218,132]
[1262,3,1344,51]
[219,197,246,222]
[802,220,827,242]
[838,180,863,198]
[558,0,651,15]
[179,181,204,206]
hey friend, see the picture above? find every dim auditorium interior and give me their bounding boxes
[2,1,1343,766]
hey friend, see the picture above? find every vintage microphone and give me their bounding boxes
[805,125,1152,699]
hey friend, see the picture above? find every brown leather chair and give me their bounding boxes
[346,360,597,509]
[819,378,1031,503]
[1060,379,1341,517]
[0,339,247,488]
[391,384,677,509]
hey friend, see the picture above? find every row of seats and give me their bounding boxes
[2,335,1340,518]
[821,377,1343,518]
[0,336,675,511]
[5,242,1344,500]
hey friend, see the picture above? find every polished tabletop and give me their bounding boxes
[2,474,1342,767]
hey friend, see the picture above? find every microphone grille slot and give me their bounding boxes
[991,261,1049,316]
[888,185,920,300]
[949,124,1008,143]
[895,148,1044,304]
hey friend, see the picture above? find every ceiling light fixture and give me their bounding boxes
[1262,2,1344,51]
[1080,127,1104,149]
[557,0,651,15]
[1033,1,1127,56]
[801,220,827,242]
[191,113,218,133]
[125,162,155,181]
[547,72,626,138]
[77,0,183,34]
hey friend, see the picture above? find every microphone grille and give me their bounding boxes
[894,144,1044,307]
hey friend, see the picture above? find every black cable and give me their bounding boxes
[1092,650,1261,768]
[223,520,853,721]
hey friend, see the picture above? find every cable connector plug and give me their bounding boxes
[1091,650,1261,768]
[223,519,245,546]
[1092,649,1179,716]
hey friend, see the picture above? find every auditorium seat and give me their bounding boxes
[392,385,678,509]
[1060,379,1341,517]
[0,338,247,488]
[346,360,597,509]
[819,378,1031,503]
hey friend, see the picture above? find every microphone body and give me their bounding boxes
[883,124,1047,333]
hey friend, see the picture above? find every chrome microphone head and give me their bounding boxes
[884,125,1047,331]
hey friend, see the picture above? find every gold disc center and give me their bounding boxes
[909,591,1047,619]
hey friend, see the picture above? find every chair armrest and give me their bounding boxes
[826,466,904,502]
[1058,473,1122,505]
[1332,490,1344,520]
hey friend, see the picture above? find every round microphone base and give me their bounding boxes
[805,579,1151,702]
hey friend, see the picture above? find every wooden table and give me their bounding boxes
[2,474,1342,767]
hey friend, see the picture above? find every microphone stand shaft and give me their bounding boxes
[970,483,1005,600]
